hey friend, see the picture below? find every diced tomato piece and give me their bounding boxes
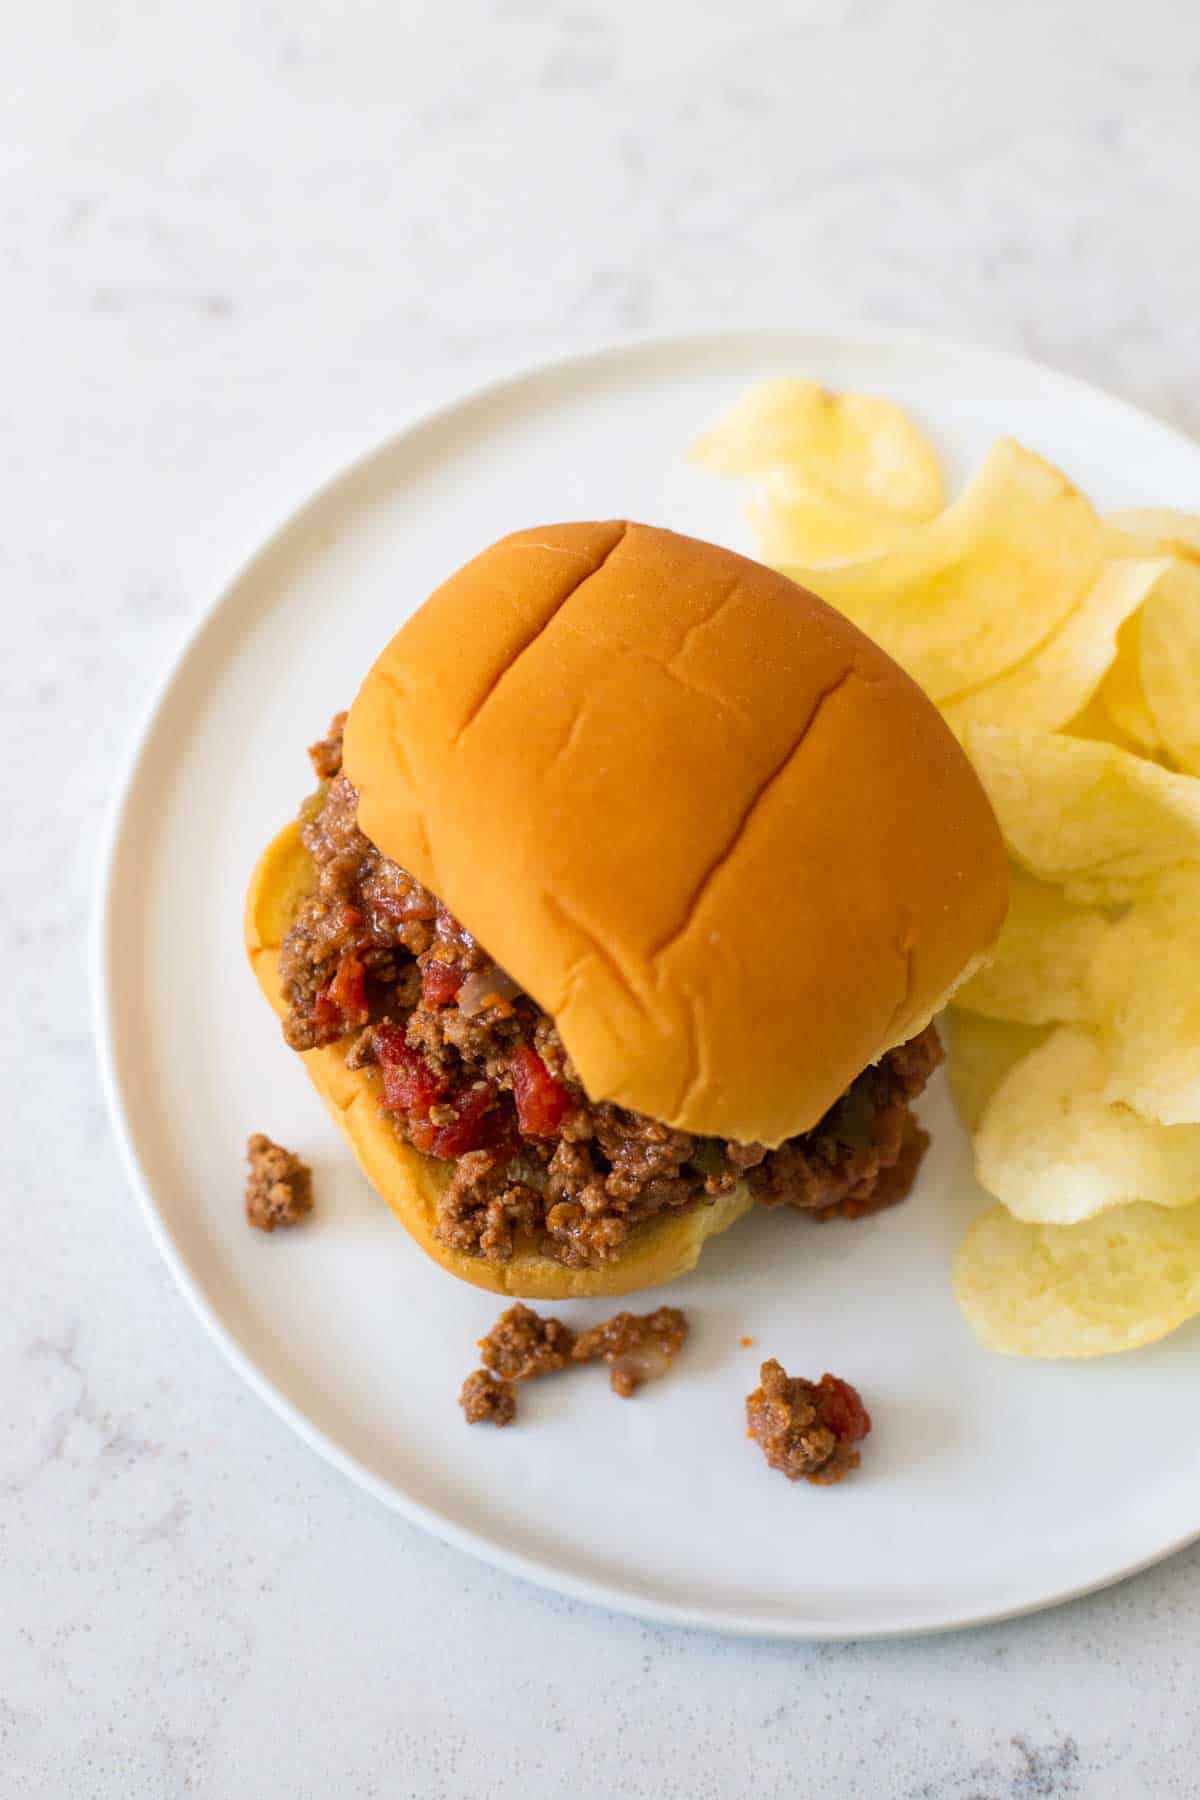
[371,1022,407,1063]
[421,958,465,1007]
[374,1028,447,1118]
[311,987,344,1039]
[509,1043,572,1137]
[816,1374,871,1443]
[328,951,368,1026]
[373,1027,517,1162]
[414,1085,508,1159]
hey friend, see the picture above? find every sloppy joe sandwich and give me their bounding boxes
[245,522,1008,1297]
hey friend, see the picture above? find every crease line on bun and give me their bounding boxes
[670,987,709,1121]
[649,658,860,963]
[664,571,746,676]
[452,521,628,745]
[883,917,918,1044]
[542,887,650,1023]
[376,665,412,706]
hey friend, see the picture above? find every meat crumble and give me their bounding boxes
[478,1303,576,1381]
[465,1303,690,1417]
[276,714,943,1270]
[459,1368,517,1426]
[307,711,348,780]
[245,1133,313,1232]
[746,1358,871,1485]
[572,1305,689,1396]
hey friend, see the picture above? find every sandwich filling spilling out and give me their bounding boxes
[279,715,943,1270]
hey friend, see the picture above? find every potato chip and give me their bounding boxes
[1063,686,1145,755]
[952,873,1110,1024]
[1093,870,1200,1126]
[943,559,1164,736]
[954,1201,1200,1358]
[749,469,924,565]
[1104,508,1200,560]
[783,440,1102,701]
[1098,612,1163,754]
[943,1008,1051,1133]
[1139,559,1200,774]
[689,377,944,514]
[975,1026,1200,1224]
[961,723,1200,895]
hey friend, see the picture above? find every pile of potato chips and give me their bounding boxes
[692,381,1200,1358]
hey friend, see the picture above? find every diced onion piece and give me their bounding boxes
[457,965,522,1017]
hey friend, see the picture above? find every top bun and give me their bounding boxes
[344,522,1008,1146]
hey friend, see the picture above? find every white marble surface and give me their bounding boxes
[5,0,1200,1792]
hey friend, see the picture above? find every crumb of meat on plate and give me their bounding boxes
[746,1358,871,1485]
[572,1305,688,1397]
[478,1304,576,1381]
[460,1368,517,1426]
[245,1134,313,1232]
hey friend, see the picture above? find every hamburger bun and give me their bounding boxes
[344,521,1008,1147]
[245,817,753,1298]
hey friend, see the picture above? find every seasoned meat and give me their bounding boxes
[572,1305,689,1396]
[459,1368,517,1426]
[746,1358,871,1485]
[275,716,944,1268]
[439,1153,540,1262]
[745,1034,942,1217]
[307,710,347,780]
[478,1304,577,1381]
[244,1133,313,1232]
[819,1115,930,1222]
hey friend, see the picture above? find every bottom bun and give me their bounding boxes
[244,820,754,1298]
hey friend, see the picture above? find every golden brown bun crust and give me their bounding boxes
[245,819,753,1298]
[344,521,1009,1146]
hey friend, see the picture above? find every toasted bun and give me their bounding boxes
[245,819,753,1298]
[344,522,1009,1146]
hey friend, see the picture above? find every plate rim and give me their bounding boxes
[93,320,1200,1640]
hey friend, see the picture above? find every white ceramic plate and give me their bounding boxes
[97,326,1200,1639]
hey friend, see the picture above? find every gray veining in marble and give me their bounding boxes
[4,0,1200,1792]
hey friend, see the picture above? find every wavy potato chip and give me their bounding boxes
[750,469,924,565]
[1104,508,1200,559]
[1099,612,1163,754]
[1093,870,1200,1126]
[954,1201,1200,1358]
[784,440,1102,701]
[943,559,1164,736]
[962,723,1200,895]
[689,377,944,510]
[975,1026,1200,1224]
[1064,686,1146,755]
[952,873,1110,1025]
[943,1008,1051,1133]
[1139,559,1200,774]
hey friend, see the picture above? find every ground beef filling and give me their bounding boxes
[572,1306,689,1397]
[245,1134,313,1232]
[746,1358,872,1485]
[465,1304,690,1419]
[478,1304,576,1381]
[278,716,943,1270]
[459,1369,516,1427]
